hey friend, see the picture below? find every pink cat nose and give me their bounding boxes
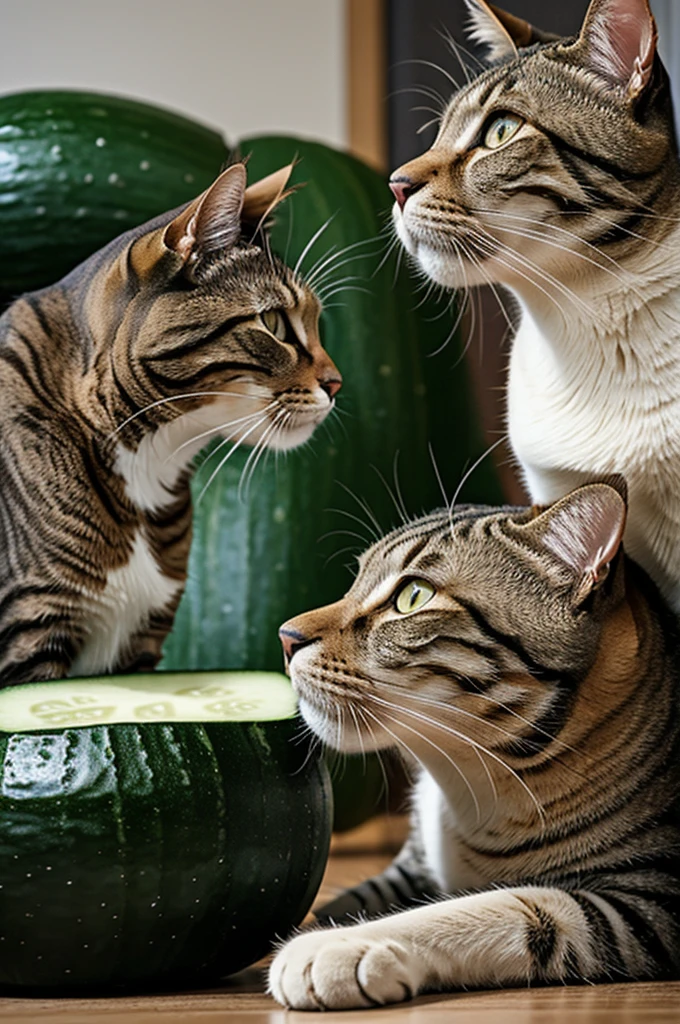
[279,626,311,665]
[389,176,420,211]
[320,375,342,400]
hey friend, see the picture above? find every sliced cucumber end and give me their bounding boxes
[0,671,297,733]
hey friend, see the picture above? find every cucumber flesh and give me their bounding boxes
[0,671,297,733]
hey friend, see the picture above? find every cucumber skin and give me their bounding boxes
[163,137,502,674]
[0,90,229,306]
[161,138,503,830]
[0,718,331,991]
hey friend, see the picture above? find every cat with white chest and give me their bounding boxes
[269,481,680,1008]
[390,0,680,612]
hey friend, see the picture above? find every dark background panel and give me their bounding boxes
[388,0,591,169]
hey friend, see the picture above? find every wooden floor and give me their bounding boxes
[1,817,679,1023]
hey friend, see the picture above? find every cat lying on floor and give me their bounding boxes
[271,480,680,1009]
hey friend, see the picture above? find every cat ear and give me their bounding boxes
[579,0,658,99]
[465,1,559,61]
[163,163,247,264]
[241,163,298,230]
[527,482,627,607]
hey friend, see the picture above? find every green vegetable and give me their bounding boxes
[0,94,502,831]
[0,90,229,306]
[161,137,503,825]
[163,136,501,673]
[0,672,331,991]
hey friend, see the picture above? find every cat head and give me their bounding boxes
[73,162,341,454]
[390,0,677,295]
[280,481,635,758]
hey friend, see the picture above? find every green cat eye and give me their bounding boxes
[395,578,435,615]
[484,114,524,150]
[261,309,287,341]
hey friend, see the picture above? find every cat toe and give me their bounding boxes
[269,932,325,1011]
[268,929,418,1010]
[356,939,418,1004]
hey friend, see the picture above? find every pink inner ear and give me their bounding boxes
[584,0,656,92]
[540,485,626,582]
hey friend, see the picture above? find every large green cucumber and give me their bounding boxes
[0,90,229,306]
[162,136,502,676]
[160,136,502,829]
[0,672,331,991]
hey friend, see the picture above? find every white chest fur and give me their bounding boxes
[70,530,182,677]
[507,279,680,611]
[415,771,487,893]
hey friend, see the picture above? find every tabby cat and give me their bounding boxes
[270,481,680,1009]
[390,0,680,613]
[0,163,341,686]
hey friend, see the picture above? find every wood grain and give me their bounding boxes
[347,0,388,171]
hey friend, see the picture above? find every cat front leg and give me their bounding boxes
[269,885,600,1010]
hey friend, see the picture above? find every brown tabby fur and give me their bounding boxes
[0,164,340,685]
[270,482,680,1008]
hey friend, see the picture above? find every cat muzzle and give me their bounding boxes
[389,176,426,211]
[279,626,318,667]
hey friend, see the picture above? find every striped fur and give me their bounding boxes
[390,0,680,615]
[0,163,341,685]
[269,482,680,1009]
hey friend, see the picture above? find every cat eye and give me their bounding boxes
[484,114,524,150]
[260,310,287,342]
[395,578,435,615]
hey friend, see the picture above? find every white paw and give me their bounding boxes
[268,926,421,1010]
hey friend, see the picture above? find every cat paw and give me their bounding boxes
[268,927,420,1010]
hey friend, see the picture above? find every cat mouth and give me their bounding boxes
[267,399,335,451]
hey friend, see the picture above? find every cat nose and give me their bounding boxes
[279,626,315,665]
[389,176,423,211]
[320,374,342,400]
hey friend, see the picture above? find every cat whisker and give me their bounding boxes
[322,545,362,571]
[369,694,545,829]
[453,238,516,338]
[108,390,265,439]
[380,680,587,770]
[306,236,382,289]
[474,207,637,276]
[165,402,278,465]
[336,482,384,542]
[417,116,443,136]
[237,408,287,502]
[316,274,369,300]
[370,462,409,527]
[194,413,270,505]
[428,443,451,527]
[472,226,601,318]
[363,703,483,827]
[482,219,642,297]
[283,201,295,267]
[354,703,394,808]
[293,214,337,278]
[450,436,505,513]
[438,23,486,73]
[392,242,406,288]
[396,54,463,92]
[318,285,373,302]
[392,451,411,526]
[371,234,402,280]
[318,527,374,546]
[324,507,379,543]
[466,227,593,325]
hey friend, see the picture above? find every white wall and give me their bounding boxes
[0,0,347,149]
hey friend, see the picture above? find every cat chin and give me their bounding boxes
[297,696,393,754]
[268,417,321,452]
